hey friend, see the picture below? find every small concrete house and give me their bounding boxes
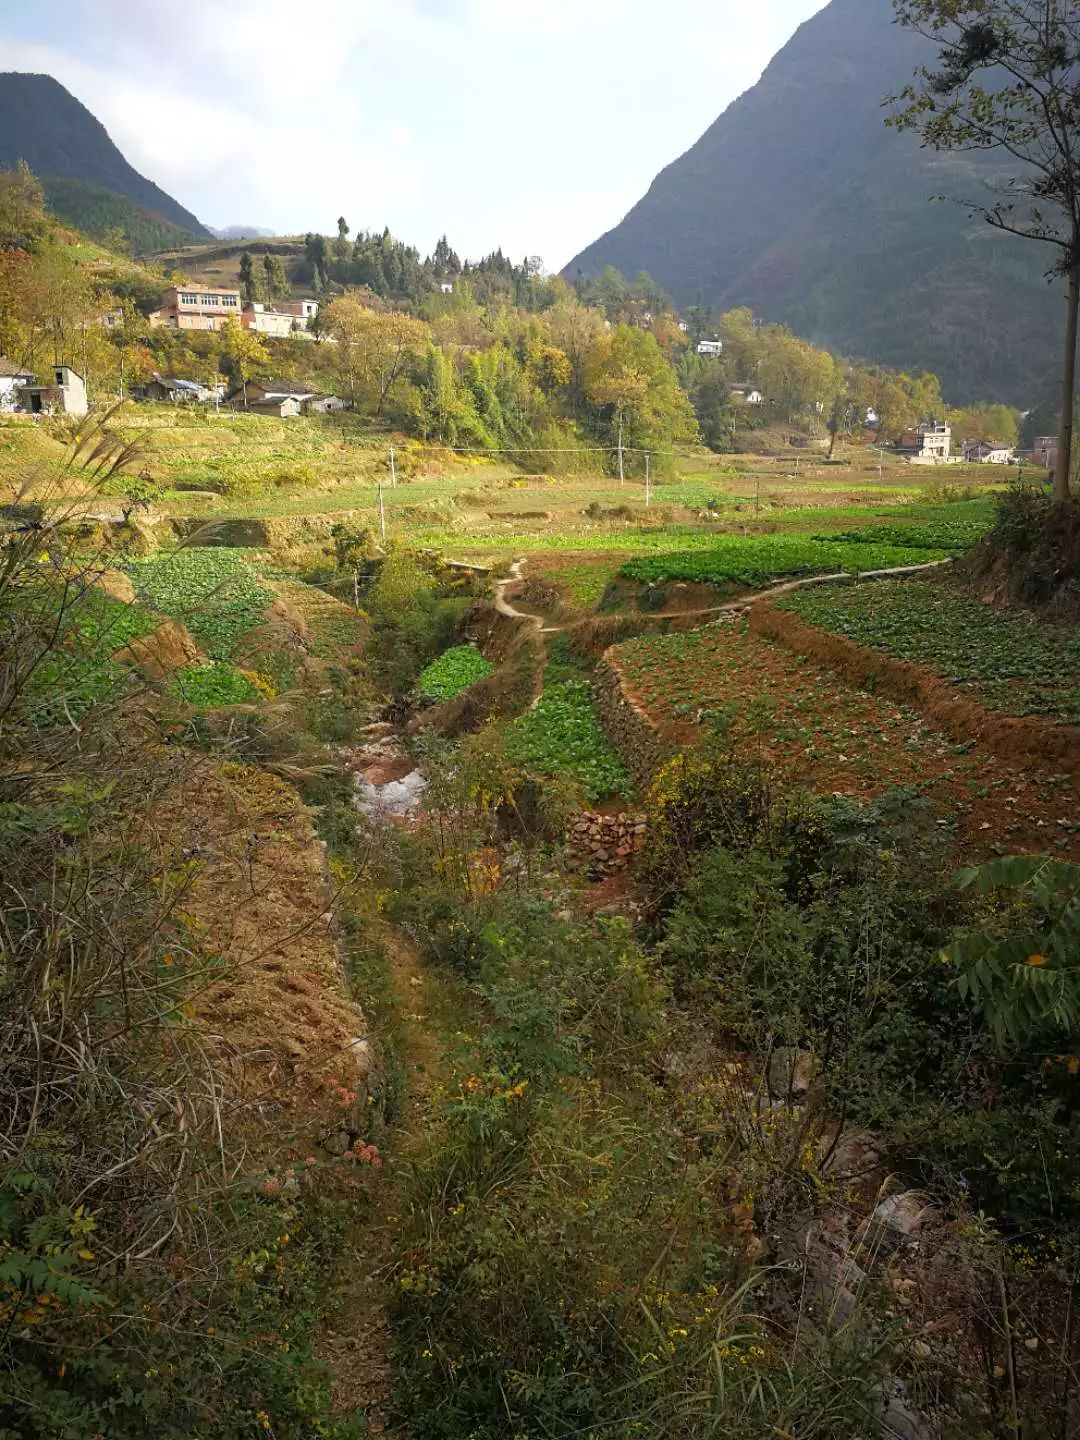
[249,395,302,418]
[18,366,89,417]
[227,378,341,416]
[729,383,764,405]
[899,421,951,461]
[302,394,347,415]
[697,339,723,357]
[143,372,213,404]
[0,356,34,411]
[963,439,1014,465]
[242,304,298,339]
[1034,435,1059,471]
[439,282,455,295]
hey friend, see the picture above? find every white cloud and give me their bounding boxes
[6,1,827,259]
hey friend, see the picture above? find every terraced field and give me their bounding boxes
[777,579,1080,723]
[613,620,1079,861]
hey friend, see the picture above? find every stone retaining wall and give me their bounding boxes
[593,650,675,793]
[567,810,648,877]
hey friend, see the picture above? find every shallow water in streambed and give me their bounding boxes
[350,729,428,821]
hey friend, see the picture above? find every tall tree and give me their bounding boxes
[0,162,46,250]
[890,0,1080,500]
[239,251,258,305]
[321,296,429,413]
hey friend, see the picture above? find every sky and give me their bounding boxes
[3,0,827,268]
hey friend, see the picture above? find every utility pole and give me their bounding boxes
[644,452,651,506]
[617,414,625,485]
[119,351,124,403]
[389,442,397,487]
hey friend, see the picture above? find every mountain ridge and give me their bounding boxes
[564,0,1061,404]
[0,72,210,241]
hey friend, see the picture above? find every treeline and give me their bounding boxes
[298,224,556,313]
[0,164,1022,459]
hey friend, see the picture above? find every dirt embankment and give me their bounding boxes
[751,598,1080,779]
[160,759,372,1134]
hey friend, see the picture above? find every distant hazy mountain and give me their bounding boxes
[564,0,1061,405]
[210,226,276,240]
[0,72,210,243]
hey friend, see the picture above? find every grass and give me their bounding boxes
[417,645,494,701]
[124,549,271,660]
[778,579,1080,723]
[619,535,947,589]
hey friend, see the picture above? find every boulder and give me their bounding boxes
[767,1047,819,1099]
[867,1191,940,1250]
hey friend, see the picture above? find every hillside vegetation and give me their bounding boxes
[564,0,1060,405]
[0,72,208,242]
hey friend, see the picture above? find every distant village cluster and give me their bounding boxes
[0,281,1044,468]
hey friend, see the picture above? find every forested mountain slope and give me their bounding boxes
[0,72,209,242]
[565,0,1060,404]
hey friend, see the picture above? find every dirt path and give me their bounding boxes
[489,554,952,634]
[317,925,457,1436]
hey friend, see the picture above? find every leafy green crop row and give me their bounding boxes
[821,520,990,551]
[417,645,495,701]
[169,663,263,710]
[620,535,945,589]
[124,549,271,660]
[779,579,1080,723]
[19,585,157,725]
[505,679,629,802]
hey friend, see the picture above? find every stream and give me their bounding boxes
[350,725,428,821]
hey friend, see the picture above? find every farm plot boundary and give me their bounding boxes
[750,598,1080,777]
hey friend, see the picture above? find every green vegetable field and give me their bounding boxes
[125,550,271,659]
[417,646,495,701]
[620,535,945,589]
[505,679,629,802]
[779,579,1080,723]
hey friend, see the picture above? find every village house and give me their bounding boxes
[963,439,1015,465]
[1033,435,1059,471]
[696,339,723,357]
[729,383,764,405]
[17,365,88,417]
[226,378,344,416]
[141,372,214,404]
[439,282,454,295]
[0,356,35,411]
[274,298,320,328]
[242,303,296,339]
[154,284,242,332]
[898,421,951,462]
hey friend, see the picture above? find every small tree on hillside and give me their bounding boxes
[889,0,1080,502]
[219,315,269,406]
